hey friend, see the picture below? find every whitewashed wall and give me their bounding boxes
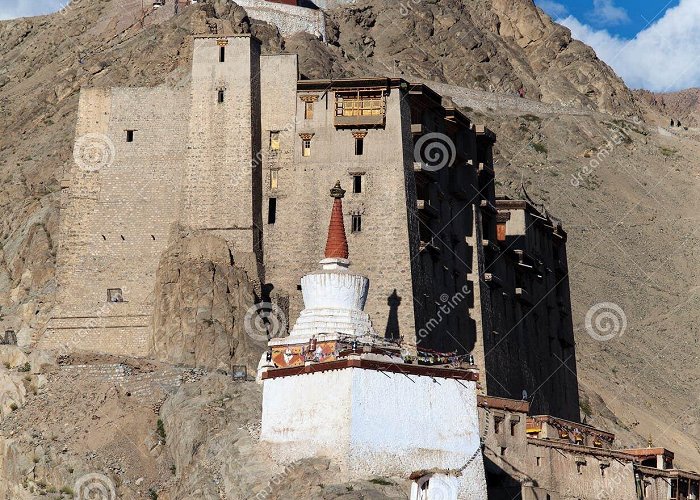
[261,367,487,499]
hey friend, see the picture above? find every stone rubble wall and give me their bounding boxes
[236,0,326,39]
[58,363,207,398]
[40,325,151,357]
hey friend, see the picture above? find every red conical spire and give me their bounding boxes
[325,181,349,260]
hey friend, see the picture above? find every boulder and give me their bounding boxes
[150,234,266,374]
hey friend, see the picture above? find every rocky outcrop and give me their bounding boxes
[634,87,700,127]
[160,374,409,499]
[294,0,638,116]
[150,234,266,374]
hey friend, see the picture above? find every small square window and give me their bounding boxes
[352,175,363,194]
[107,288,124,303]
[351,214,362,233]
[304,101,314,120]
[270,170,278,190]
[218,90,225,103]
[355,137,364,155]
[270,131,280,151]
[219,46,225,63]
[500,447,507,456]
[302,139,311,157]
[126,130,134,142]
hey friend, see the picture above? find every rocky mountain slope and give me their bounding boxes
[0,0,698,497]
[320,0,637,116]
[635,87,700,127]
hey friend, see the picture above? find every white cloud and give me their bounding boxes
[559,0,700,91]
[536,0,568,18]
[0,0,64,20]
[590,0,629,26]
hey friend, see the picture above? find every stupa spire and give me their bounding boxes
[324,181,349,260]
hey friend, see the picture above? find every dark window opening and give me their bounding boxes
[353,175,363,194]
[510,421,517,436]
[3,330,17,346]
[268,198,277,224]
[355,137,364,155]
[536,457,542,467]
[126,130,134,142]
[494,417,502,434]
[219,46,225,63]
[107,288,124,303]
[500,447,507,456]
[351,214,362,233]
[218,90,225,103]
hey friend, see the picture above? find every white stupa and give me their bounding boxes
[259,182,487,500]
[286,181,376,342]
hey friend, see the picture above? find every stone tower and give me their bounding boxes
[181,35,264,282]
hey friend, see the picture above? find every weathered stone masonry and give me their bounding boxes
[43,33,580,421]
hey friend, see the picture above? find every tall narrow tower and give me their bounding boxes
[181,34,263,281]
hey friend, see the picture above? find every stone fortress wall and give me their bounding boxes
[236,0,327,39]
[44,31,580,421]
[262,80,419,343]
[43,86,190,356]
[182,35,264,282]
[42,35,268,356]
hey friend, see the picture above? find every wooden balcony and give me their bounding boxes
[334,94,386,128]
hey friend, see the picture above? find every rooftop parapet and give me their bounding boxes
[527,415,615,448]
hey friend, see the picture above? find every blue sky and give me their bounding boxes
[537,0,681,39]
[0,0,64,20]
[2,0,698,92]
[536,0,700,91]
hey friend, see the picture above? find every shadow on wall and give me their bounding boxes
[483,455,528,500]
[385,289,402,340]
[296,0,321,9]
